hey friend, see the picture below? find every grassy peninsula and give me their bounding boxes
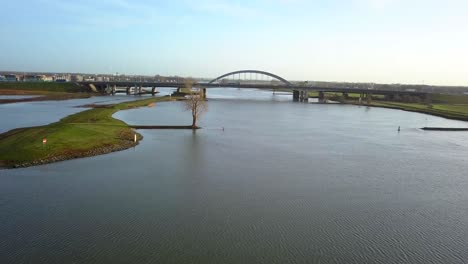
[0,96,178,168]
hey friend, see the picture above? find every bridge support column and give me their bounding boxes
[342,92,349,99]
[126,87,130,95]
[366,93,372,105]
[300,90,309,102]
[293,90,300,101]
[112,85,116,96]
[318,91,325,103]
[151,87,156,96]
[202,88,207,99]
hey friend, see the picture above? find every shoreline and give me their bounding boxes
[338,100,468,123]
[0,96,183,169]
[3,93,468,168]
[0,89,94,104]
[130,125,198,129]
[2,139,140,169]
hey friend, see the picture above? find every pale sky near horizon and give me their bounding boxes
[1,0,467,85]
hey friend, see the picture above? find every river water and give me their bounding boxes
[1,89,468,263]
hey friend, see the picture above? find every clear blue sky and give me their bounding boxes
[1,0,467,85]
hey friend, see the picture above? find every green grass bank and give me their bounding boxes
[0,96,178,168]
[367,101,468,122]
[317,92,468,122]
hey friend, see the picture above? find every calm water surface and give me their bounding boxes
[0,92,175,133]
[1,89,468,263]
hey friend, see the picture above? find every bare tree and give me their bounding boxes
[182,79,207,129]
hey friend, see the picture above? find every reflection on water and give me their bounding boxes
[2,88,468,263]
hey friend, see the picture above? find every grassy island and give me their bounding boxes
[0,96,180,168]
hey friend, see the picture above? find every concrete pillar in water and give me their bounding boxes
[112,85,116,95]
[366,93,372,104]
[126,87,130,95]
[318,91,325,103]
[293,90,300,101]
[302,90,309,102]
[202,88,207,99]
[151,87,156,96]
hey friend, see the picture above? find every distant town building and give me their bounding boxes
[71,75,84,82]
[24,75,45,82]
[38,75,54,82]
[54,74,71,82]
[4,74,18,82]
[0,75,5,81]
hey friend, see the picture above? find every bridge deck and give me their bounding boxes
[79,81,427,96]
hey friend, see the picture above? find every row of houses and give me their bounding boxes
[0,73,188,84]
[0,74,72,82]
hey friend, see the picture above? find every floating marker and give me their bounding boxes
[134,134,137,143]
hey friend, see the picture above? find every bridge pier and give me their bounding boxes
[342,92,349,99]
[126,87,130,95]
[318,91,325,103]
[151,87,156,96]
[293,90,300,101]
[301,90,308,102]
[202,88,207,99]
[366,93,372,105]
[293,90,309,102]
[112,85,116,96]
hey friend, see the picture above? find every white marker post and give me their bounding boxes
[134,134,137,143]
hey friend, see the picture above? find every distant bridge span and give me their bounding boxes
[208,70,292,86]
[78,69,431,102]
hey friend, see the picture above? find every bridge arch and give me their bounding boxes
[208,70,292,86]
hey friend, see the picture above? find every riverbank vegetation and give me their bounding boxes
[0,96,179,168]
[315,92,468,122]
[0,82,92,103]
[0,82,85,92]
